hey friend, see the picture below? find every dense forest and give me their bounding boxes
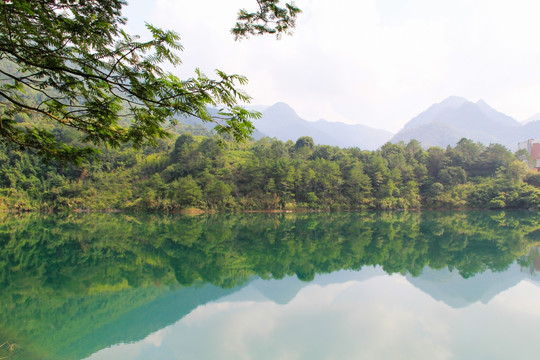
[2,122,540,212]
[2,123,540,212]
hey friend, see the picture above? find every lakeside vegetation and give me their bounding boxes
[1,124,540,212]
[2,1,538,213]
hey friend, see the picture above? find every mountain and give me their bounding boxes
[401,96,469,131]
[391,96,528,149]
[252,102,332,143]
[407,264,540,309]
[173,103,391,149]
[523,113,540,125]
[475,99,520,127]
[253,102,393,150]
[175,98,539,151]
[309,119,393,151]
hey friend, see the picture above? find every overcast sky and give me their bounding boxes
[123,0,540,133]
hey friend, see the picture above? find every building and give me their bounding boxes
[518,139,540,171]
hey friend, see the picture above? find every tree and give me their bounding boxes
[426,146,446,179]
[453,138,483,167]
[475,144,514,177]
[0,0,300,163]
[294,136,315,157]
[171,176,202,208]
[515,148,532,168]
[232,0,302,40]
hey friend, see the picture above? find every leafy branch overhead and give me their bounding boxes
[0,0,300,163]
[232,0,302,40]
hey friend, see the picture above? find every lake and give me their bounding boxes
[1,210,540,359]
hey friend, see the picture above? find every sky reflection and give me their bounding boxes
[85,268,540,360]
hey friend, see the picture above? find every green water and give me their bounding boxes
[1,211,540,359]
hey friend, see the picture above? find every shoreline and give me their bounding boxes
[1,207,538,215]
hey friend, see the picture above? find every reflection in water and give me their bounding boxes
[0,211,539,359]
[86,271,540,360]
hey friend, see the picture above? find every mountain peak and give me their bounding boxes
[265,102,297,115]
[474,99,520,127]
[438,96,469,108]
[254,103,392,150]
[402,96,471,132]
[475,99,494,112]
[523,113,540,124]
[476,99,488,106]
[393,96,521,149]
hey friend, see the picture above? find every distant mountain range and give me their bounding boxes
[391,96,540,150]
[523,113,540,125]
[252,102,393,150]
[176,97,540,151]
[175,104,393,150]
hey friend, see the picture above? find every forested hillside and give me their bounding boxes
[1,127,540,212]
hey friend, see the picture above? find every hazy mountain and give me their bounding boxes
[175,98,539,151]
[407,264,540,309]
[392,96,528,150]
[253,102,393,150]
[252,102,331,143]
[521,120,540,139]
[245,104,270,112]
[391,122,464,149]
[402,96,469,131]
[475,99,520,127]
[310,119,394,151]
[523,113,540,125]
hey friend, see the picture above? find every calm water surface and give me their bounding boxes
[1,211,540,359]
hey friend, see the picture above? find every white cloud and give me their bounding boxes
[123,0,540,132]
[85,274,540,360]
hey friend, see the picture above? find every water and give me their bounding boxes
[1,211,540,359]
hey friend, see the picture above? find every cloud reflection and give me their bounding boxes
[85,274,540,360]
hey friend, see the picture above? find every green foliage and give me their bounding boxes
[0,134,539,211]
[232,0,302,40]
[516,148,532,167]
[171,176,203,207]
[14,4,529,213]
[0,0,282,163]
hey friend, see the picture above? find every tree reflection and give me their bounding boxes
[1,211,539,290]
[0,210,539,359]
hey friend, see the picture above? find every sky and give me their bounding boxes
[123,0,540,133]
